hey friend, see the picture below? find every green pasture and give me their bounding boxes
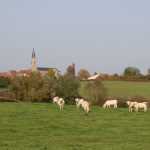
[0,103,150,150]
[80,81,150,99]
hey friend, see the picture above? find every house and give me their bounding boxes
[87,73,101,80]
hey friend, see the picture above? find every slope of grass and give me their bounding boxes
[105,81,150,99]
[0,103,150,150]
[80,81,150,99]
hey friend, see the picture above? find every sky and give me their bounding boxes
[0,0,150,75]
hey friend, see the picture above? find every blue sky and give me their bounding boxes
[0,0,150,75]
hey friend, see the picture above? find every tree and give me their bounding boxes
[146,68,150,80]
[123,66,141,77]
[54,75,80,104]
[10,72,80,103]
[10,72,55,102]
[66,63,75,76]
[47,69,55,78]
[84,79,107,105]
[147,68,150,75]
[111,73,120,80]
[78,69,90,79]
[0,76,11,88]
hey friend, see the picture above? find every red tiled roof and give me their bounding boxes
[18,70,30,74]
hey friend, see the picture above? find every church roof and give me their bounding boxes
[37,67,50,71]
[37,67,60,72]
[18,70,30,74]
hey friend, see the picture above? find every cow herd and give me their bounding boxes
[52,97,148,115]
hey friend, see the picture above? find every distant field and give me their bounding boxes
[0,103,150,150]
[80,81,150,99]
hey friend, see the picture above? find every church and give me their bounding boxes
[0,49,61,77]
[30,48,61,77]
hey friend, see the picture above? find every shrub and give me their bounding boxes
[129,95,149,103]
[110,95,149,108]
[84,79,107,106]
[54,75,80,104]
[10,72,55,102]
[113,96,130,108]
[0,76,11,88]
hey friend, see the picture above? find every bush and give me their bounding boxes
[0,76,11,88]
[54,75,80,104]
[129,95,149,103]
[110,95,149,108]
[84,79,107,106]
[10,73,81,103]
[10,72,55,102]
[114,96,130,108]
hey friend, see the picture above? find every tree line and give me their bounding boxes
[78,66,150,81]
[0,64,150,104]
[5,72,105,105]
[0,63,107,104]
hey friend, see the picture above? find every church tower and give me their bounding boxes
[31,48,37,72]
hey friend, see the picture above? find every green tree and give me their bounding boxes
[147,68,150,75]
[111,73,120,80]
[146,69,150,80]
[47,69,55,78]
[55,75,80,104]
[123,66,141,77]
[0,76,11,88]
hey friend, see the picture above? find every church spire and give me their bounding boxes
[32,48,36,58]
[31,48,37,72]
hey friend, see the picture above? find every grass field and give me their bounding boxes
[0,103,150,150]
[80,81,150,99]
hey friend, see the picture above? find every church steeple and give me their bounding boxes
[31,48,37,72]
[32,48,36,58]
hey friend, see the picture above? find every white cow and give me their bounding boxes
[126,101,137,112]
[75,98,90,115]
[134,102,148,112]
[74,98,84,109]
[81,100,90,115]
[52,96,65,110]
[57,98,65,110]
[53,96,60,104]
[103,99,117,108]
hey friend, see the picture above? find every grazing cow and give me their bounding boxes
[81,100,90,115]
[134,102,148,112]
[52,96,65,110]
[57,98,65,110]
[126,101,137,112]
[53,96,60,104]
[74,98,84,109]
[75,98,90,115]
[103,99,117,108]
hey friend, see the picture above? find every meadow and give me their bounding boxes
[80,80,150,99]
[0,102,150,150]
